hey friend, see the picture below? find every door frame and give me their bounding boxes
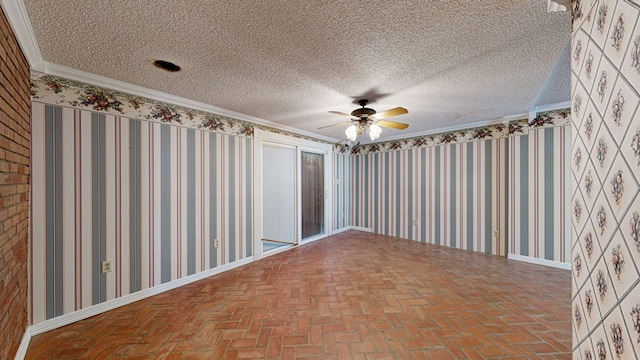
[253,129,333,260]
[299,148,328,243]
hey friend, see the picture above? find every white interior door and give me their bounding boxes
[262,143,296,244]
[253,129,333,258]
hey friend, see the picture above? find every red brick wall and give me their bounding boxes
[0,7,31,360]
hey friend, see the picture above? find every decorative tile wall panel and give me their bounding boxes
[571,0,640,358]
[592,123,617,183]
[604,78,639,143]
[602,1,639,69]
[580,100,602,152]
[621,292,640,357]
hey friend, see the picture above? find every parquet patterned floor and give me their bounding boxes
[26,231,572,359]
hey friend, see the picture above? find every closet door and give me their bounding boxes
[301,151,324,239]
[262,143,296,245]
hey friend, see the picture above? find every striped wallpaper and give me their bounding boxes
[508,125,571,263]
[31,103,253,324]
[350,138,508,256]
[333,152,351,231]
[29,99,572,326]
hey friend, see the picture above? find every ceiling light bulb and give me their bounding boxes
[345,125,358,141]
[369,124,382,141]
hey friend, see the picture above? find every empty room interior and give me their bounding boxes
[1,0,640,359]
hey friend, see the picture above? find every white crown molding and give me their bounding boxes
[502,112,529,121]
[2,0,568,148]
[42,62,338,143]
[0,0,45,73]
[529,101,571,121]
[530,100,572,114]
[1,0,337,143]
[373,115,522,144]
[29,67,45,79]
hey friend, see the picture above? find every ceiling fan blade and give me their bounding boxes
[318,121,352,129]
[329,111,359,120]
[377,120,409,130]
[372,107,408,120]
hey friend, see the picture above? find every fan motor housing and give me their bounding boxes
[351,107,376,118]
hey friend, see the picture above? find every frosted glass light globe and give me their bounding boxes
[345,125,358,141]
[369,124,382,141]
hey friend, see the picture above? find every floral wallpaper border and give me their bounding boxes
[31,76,569,154]
[31,75,333,144]
[337,109,571,154]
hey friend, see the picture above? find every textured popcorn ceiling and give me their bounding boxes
[23,0,570,142]
[533,42,571,108]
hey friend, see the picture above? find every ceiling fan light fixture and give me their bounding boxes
[345,124,358,142]
[327,99,408,142]
[369,124,382,141]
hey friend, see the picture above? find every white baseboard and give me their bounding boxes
[350,226,373,233]
[330,226,372,234]
[17,230,346,358]
[260,243,295,258]
[16,231,348,358]
[13,327,31,360]
[27,257,253,338]
[508,253,571,270]
[300,235,326,244]
[331,226,351,234]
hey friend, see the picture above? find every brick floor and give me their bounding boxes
[25,231,572,359]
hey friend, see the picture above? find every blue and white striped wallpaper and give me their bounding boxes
[333,152,351,231]
[350,138,508,256]
[31,103,253,324]
[508,125,571,263]
[29,100,572,326]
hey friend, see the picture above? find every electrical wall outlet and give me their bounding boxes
[101,260,112,273]
[214,239,220,248]
[493,230,499,238]
[412,219,418,226]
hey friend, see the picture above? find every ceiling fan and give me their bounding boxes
[320,99,409,141]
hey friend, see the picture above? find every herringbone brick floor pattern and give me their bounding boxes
[26,231,571,359]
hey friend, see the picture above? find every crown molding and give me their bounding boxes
[529,101,571,121]
[372,114,524,144]
[530,100,572,114]
[502,112,529,121]
[0,0,338,143]
[41,62,339,143]
[2,0,567,147]
[1,0,45,73]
